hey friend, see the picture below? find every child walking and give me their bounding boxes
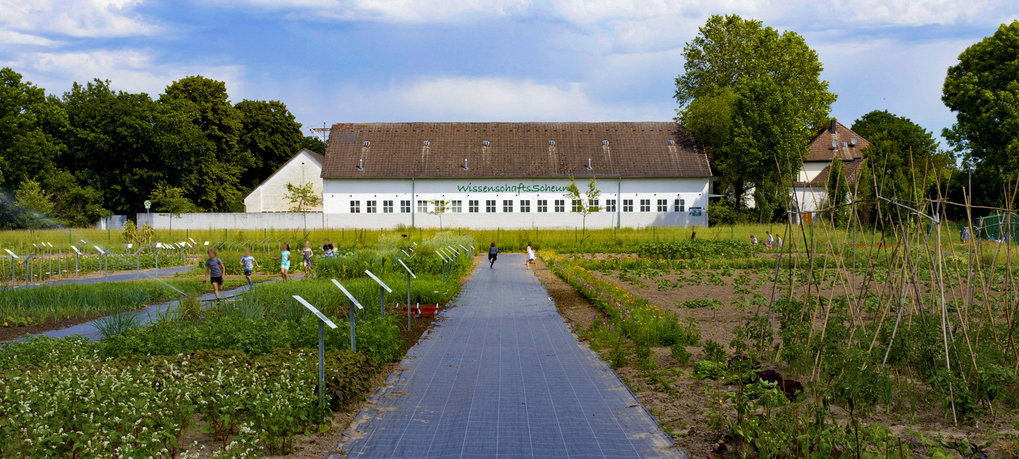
[239,247,261,287]
[203,248,226,300]
[302,241,314,276]
[525,242,536,267]
[278,243,291,281]
[488,242,498,268]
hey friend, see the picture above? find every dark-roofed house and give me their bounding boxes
[791,120,869,222]
[244,148,325,213]
[320,122,713,229]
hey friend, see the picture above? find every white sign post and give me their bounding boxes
[292,295,338,407]
[435,250,448,281]
[70,245,80,277]
[458,243,471,255]
[398,259,416,330]
[364,270,393,318]
[93,245,107,277]
[331,279,364,351]
[144,200,151,213]
[4,249,17,284]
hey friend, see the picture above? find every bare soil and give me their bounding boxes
[535,257,1019,458]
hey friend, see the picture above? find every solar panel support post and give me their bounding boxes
[292,295,339,409]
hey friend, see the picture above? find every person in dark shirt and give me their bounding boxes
[488,242,498,269]
[322,238,335,257]
[203,248,226,300]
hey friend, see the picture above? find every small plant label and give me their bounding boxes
[292,295,338,329]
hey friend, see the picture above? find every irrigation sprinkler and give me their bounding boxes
[398,259,416,330]
[331,279,363,351]
[70,245,81,276]
[364,269,393,318]
[292,295,338,408]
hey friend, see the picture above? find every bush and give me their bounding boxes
[670,342,691,366]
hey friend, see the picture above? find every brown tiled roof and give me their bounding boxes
[320,122,712,179]
[305,149,325,164]
[794,159,866,188]
[806,120,870,162]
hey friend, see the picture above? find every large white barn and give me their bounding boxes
[244,149,324,213]
[319,122,713,229]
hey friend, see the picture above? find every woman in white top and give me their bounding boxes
[526,242,536,267]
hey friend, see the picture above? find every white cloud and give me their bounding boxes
[4,49,245,97]
[206,0,531,22]
[323,76,666,122]
[0,31,62,47]
[0,0,159,38]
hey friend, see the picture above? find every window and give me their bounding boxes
[486,200,496,213]
[571,200,582,212]
[537,200,548,213]
[451,200,462,213]
[657,199,668,212]
[350,201,361,213]
[469,200,479,213]
[418,200,429,213]
[674,198,685,212]
[367,200,377,213]
[383,200,393,213]
[589,199,600,210]
[605,199,616,212]
[400,200,411,213]
[520,200,531,213]
[623,199,633,212]
[640,199,650,212]
[555,200,565,212]
[503,200,513,213]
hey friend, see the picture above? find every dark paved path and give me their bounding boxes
[333,254,682,458]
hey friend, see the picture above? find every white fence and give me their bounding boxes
[136,211,707,230]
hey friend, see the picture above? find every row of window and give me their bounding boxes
[349,198,687,213]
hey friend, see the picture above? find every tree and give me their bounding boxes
[300,135,326,154]
[942,21,1019,208]
[284,181,321,212]
[15,179,58,229]
[728,77,811,222]
[429,199,450,229]
[675,14,836,129]
[236,100,303,188]
[852,110,951,225]
[676,15,834,222]
[823,156,850,226]
[0,68,68,187]
[150,184,196,235]
[564,176,602,237]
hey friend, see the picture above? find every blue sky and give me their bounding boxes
[2,1,1017,146]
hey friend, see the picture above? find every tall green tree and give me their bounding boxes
[852,110,951,224]
[14,179,55,229]
[728,77,810,222]
[235,99,303,188]
[942,21,1019,208]
[675,14,836,129]
[676,15,834,222]
[159,76,241,160]
[0,68,68,186]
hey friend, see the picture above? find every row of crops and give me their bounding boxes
[0,233,476,457]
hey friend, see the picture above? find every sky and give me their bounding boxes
[1,0,1017,147]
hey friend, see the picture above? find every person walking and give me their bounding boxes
[203,248,226,300]
[765,231,774,249]
[301,241,314,276]
[525,242,536,267]
[488,242,498,269]
[239,247,261,287]
[277,243,291,281]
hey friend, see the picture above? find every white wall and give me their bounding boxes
[137,177,711,230]
[798,162,829,184]
[244,151,323,213]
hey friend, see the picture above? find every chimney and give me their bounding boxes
[829,119,837,134]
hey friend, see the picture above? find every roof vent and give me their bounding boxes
[667,140,676,146]
[586,158,593,170]
[482,140,489,146]
[463,158,469,170]
[850,138,857,147]
[548,140,555,146]
[602,140,609,146]
[363,141,370,147]
[423,140,429,146]
[357,158,363,170]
